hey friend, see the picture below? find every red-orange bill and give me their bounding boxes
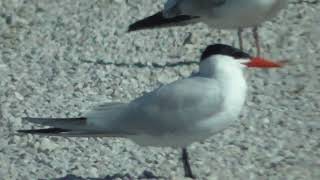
[246,57,284,68]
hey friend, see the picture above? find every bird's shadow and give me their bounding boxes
[50,170,165,180]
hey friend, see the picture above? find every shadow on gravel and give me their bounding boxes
[50,170,165,180]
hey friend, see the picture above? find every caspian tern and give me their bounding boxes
[128,0,288,56]
[18,44,282,178]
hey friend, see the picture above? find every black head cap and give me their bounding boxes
[200,44,251,61]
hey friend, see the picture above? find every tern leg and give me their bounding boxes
[252,26,261,56]
[237,28,244,51]
[182,148,195,178]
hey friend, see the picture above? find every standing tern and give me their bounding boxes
[128,0,288,56]
[18,44,283,178]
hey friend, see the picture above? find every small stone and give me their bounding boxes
[12,135,20,143]
[207,175,219,180]
[88,167,98,177]
[14,92,24,101]
[39,138,58,151]
[262,118,270,124]
[33,141,40,149]
[0,64,7,69]
[114,0,123,4]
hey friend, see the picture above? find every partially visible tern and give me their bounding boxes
[18,44,283,178]
[128,0,288,56]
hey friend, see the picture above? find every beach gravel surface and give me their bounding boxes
[0,0,319,179]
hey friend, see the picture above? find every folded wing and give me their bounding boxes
[122,76,224,135]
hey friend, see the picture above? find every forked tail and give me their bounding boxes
[18,103,133,137]
[17,117,95,136]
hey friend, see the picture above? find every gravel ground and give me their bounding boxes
[1,0,320,179]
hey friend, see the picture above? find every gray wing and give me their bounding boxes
[163,0,183,18]
[164,0,226,18]
[164,0,180,10]
[123,76,224,135]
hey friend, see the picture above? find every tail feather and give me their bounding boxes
[18,115,134,137]
[18,117,91,136]
[17,128,120,137]
[128,11,199,32]
[18,103,132,137]
[23,117,86,129]
[18,128,70,134]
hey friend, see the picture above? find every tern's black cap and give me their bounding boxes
[200,44,251,61]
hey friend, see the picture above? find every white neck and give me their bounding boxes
[198,56,247,117]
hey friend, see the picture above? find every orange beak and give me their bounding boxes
[246,57,283,68]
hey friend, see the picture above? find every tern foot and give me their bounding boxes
[252,26,261,56]
[182,148,196,179]
[237,28,244,51]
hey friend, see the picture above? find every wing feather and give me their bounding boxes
[124,76,223,135]
[164,0,227,18]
